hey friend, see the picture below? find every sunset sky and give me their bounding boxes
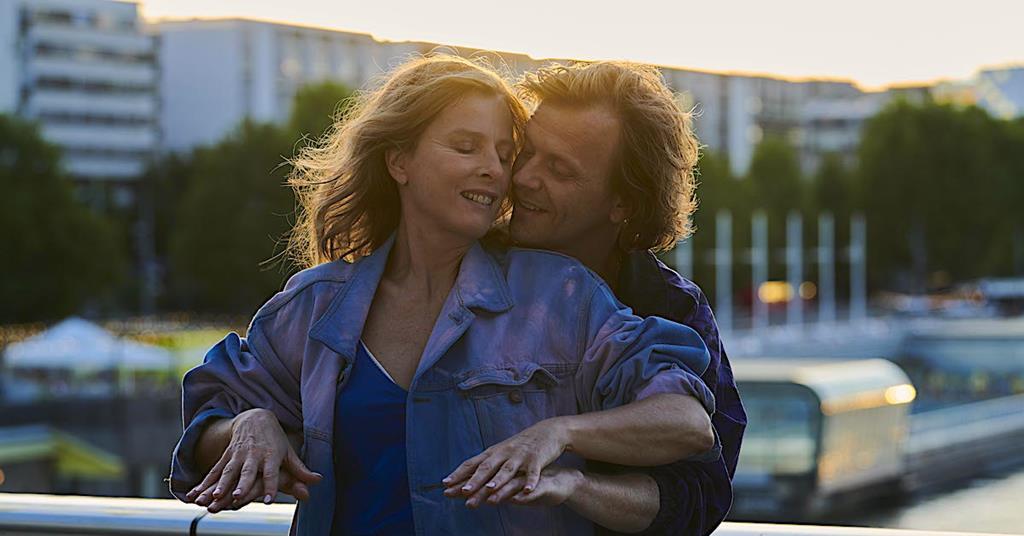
[136,0,1024,90]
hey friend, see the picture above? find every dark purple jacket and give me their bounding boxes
[606,250,747,536]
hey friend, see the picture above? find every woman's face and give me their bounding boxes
[390,91,515,245]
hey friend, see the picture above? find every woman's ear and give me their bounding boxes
[385,147,409,186]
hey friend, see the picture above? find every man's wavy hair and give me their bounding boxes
[518,61,699,253]
[286,53,528,268]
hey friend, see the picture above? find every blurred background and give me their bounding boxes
[1,0,1023,533]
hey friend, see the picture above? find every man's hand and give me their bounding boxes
[484,466,583,507]
[185,408,321,513]
[442,417,570,507]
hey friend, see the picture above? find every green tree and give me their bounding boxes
[747,136,804,217]
[858,100,1010,290]
[0,115,125,322]
[812,153,854,299]
[1005,118,1024,275]
[812,153,854,217]
[686,150,754,302]
[287,80,355,146]
[746,137,804,280]
[164,81,353,314]
[139,152,196,310]
[169,120,295,313]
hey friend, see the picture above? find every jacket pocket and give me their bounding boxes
[456,363,576,536]
[456,362,576,447]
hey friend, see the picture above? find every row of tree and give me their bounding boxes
[687,100,1024,303]
[3,90,1023,321]
[1,82,353,322]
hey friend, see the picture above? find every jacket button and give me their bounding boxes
[508,390,523,404]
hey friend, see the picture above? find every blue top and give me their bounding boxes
[331,342,414,535]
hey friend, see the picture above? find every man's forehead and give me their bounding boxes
[526,103,620,155]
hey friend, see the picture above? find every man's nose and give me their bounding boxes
[512,163,541,191]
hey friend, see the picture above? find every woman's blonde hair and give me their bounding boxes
[519,61,699,253]
[287,54,528,268]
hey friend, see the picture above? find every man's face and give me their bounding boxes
[509,103,626,260]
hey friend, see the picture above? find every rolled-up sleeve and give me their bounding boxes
[168,328,303,501]
[574,285,715,416]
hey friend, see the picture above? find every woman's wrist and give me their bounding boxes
[549,414,580,454]
[231,408,275,434]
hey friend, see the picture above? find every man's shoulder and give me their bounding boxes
[622,250,708,321]
[500,247,614,303]
[652,255,710,308]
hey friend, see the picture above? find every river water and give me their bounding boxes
[853,467,1024,534]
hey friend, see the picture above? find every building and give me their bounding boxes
[974,65,1024,120]
[156,19,429,153]
[155,18,551,154]
[666,68,862,175]
[0,0,158,206]
[156,17,881,177]
[796,85,931,174]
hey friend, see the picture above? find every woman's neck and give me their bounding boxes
[385,219,470,301]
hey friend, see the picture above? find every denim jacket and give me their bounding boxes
[169,237,715,536]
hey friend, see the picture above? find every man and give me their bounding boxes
[506,61,745,534]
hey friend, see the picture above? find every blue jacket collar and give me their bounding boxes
[309,234,513,358]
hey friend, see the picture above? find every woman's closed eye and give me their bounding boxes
[453,142,477,154]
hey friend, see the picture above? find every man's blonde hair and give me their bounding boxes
[519,61,699,252]
[287,54,528,267]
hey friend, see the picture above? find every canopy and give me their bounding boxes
[3,317,173,371]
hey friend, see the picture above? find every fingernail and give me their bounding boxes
[524,486,534,493]
[462,485,473,492]
[486,482,496,489]
[212,487,222,497]
[442,477,452,484]
[264,494,273,504]
[232,489,241,498]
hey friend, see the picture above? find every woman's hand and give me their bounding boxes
[474,466,583,508]
[185,408,321,513]
[192,469,315,511]
[442,417,570,507]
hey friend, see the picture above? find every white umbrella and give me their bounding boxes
[3,317,172,371]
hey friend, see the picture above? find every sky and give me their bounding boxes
[136,0,1024,90]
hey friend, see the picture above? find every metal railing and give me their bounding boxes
[0,493,1018,536]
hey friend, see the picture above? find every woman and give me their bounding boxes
[169,54,715,535]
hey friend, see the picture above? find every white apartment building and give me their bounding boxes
[666,68,862,175]
[156,17,877,177]
[156,19,429,153]
[0,0,158,193]
[974,65,1024,120]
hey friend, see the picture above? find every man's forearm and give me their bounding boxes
[566,470,660,533]
[195,417,234,472]
[560,393,713,466]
